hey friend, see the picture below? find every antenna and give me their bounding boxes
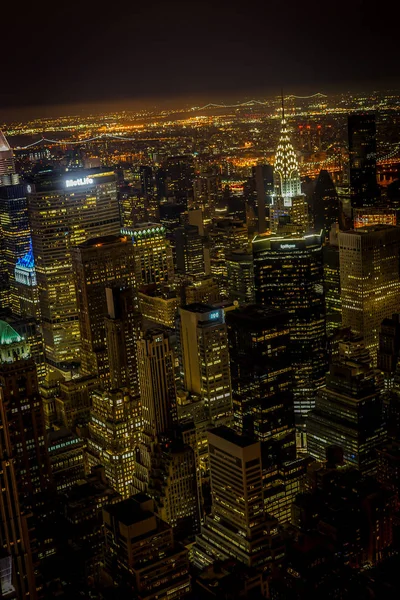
[281,89,285,121]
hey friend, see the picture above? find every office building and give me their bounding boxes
[138,285,178,329]
[179,304,232,424]
[173,224,206,276]
[0,321,52,598]
[307,361,386,475]
[378,314,400,389]
[14,242,40,319]
[149,439,200,539]
[226,305,295,462]
[137,328,177,438]
[253,164,274,234]
[0,183,31,309]
[56,374,98,429]
[253,231,327,427]
[166,155,195,207]
[274,104,302,199]
[121,222,174,288]
[27,169,121,370]
[339,226,400,364]
[353,206,397,228]
[103,494,191,598]
[139,165,153,197]
[104,286,141,393]
[323,228,341,334]
[47,428,85,492]
[348,113,379,208]
[87,388,142,498]
[184,276,220,306]
[192,427,284,570]
[71,235,137,381]
[0,131,18,185]
[226,250,255,304]
[311,169,339,234]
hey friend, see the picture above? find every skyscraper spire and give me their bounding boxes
[274,95,301,198]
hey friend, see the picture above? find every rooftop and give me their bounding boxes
[210,426,258,448]
[106,497,155,526]
[0,321,23,346]
[78,235,127,248]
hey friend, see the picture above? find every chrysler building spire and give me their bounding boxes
[274,95,301,198]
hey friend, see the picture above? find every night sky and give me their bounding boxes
[2,0,400,115]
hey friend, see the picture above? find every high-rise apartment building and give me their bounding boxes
[137,328,178,438]
[307,361,386,475]
[348,113,379,208]
[71,235,137,381]
[179,304,232,424]
[121,222,174,288]
[226,305,296,463]
[27,169,121,370]
[339,226,400,364]
[253,231,326,427]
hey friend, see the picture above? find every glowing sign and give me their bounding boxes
[209,311,220,320]
[279,244,296,250]
[65,177,94,188]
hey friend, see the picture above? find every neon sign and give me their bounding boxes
[65,177,94,188]
[279,244,296,250]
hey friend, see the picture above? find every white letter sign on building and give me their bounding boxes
[65,177,94,188]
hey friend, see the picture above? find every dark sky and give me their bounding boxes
[2,0,400,115]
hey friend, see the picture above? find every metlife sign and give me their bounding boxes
[65,177,94,188]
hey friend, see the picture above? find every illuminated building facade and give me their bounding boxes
[274,105,302,199]
[225,250,255,304]
[184,276,220,305]
[226,305,295,462]
[348,113,379,208]
[0,131,18,185]
[104,286,141,393]
[71,235,137,382]
[179,304,232,424]
[0,183,31,309]
[0,321,52,598]
[173,224,206,277]
[137,328,178,438]
[103,494,191,598]
[339,226,400,364]
[138,286,178,329]
[323,240,342,334]
[253,231,327,428]
[27,169,121,370]
[87,388,142,498]
[307,361,386,475]
[192,427,284,570]
[377,314,400,389]
[353,206,397,228]
[47,428,85,492]
[14,242,40,319]
[121,222,174,288]
[209,218,248,296]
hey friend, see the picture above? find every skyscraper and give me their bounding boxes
[348,113,379,208]
[121,222,174,288]
[274,102,302,199]
[104,286,141,393]
[137,328,178,439]
[226,305,296,463]
[0,183,31,309]
[339,226,400,364]
[307,361,386,475]
[173,224,206,277]
[192,427,284,571]
[14,242,40,319]
[179,304,232,424]
[166,155,195,208]
[311,169,339,234]
[0,321,52,598]
[0,131,18,185]
[27,169,121,370]
[253,231,327,433]
[225,250,255,304]
[71,235,137,382]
